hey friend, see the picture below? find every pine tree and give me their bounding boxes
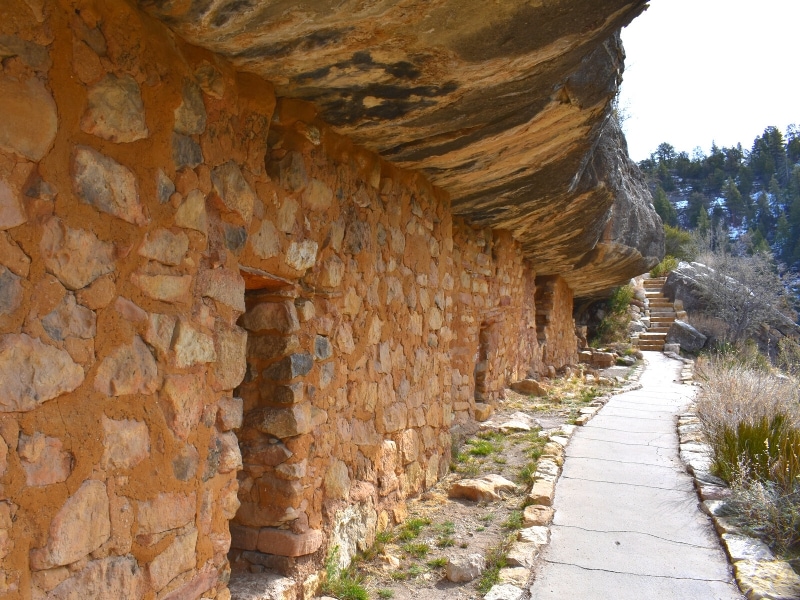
[652,186,677,226]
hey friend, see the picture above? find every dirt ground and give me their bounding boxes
[339,364,638,600]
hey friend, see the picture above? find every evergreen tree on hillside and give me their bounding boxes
[639,124,800,271]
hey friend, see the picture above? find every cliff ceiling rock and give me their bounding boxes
[139,0,663,296]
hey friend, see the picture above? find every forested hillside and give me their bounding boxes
[640,126,800,266]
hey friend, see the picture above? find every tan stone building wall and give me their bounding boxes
[0,1,577,598]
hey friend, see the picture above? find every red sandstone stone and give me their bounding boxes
[80,74,149,143]
[40,217,116,291]
[136,492,196,535]
[94,335,158,397]
[0,75,57,161]
[101,416,149,470]
[17,432,72,486]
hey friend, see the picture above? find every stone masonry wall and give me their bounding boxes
[0,0,579,598]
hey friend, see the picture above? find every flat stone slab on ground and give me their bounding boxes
[734,560,800,600]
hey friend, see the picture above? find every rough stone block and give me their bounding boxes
[0,333,84,412]
[18,432,72,486]
[263,353,313,381]
[256,528,323,557]
[212,324,247,391]
[175,189,208,233]
[0,178,26,231]
[94,336,158,397]
[138,229,189,266]
[137,492,196,535]
[161,374,206,441]
[42,293,96,341]
[174,80,207,136]
[101,416,149,470]
[30,480,110,569]
[734,559,800,600]
[132,272,193,304]
[523,505,554,527]
[80,74,148,143]
[240,301,300,334]
[0,75,58,160]
[448,474,517,502]
[528,478,555,506]
[212,161,256,225]
[147,527,197,592]
[172,133,203,169]
[197,268,245,312]
[41,217,115,291]
[72,146,147,225]
[446,553,485,582]
[171,320,216,368]
[46,556,145,600]
[217,397,244,431]
[253,404,313,438]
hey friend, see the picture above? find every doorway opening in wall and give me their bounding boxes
[473,322,491,403]
[228,266,302,590]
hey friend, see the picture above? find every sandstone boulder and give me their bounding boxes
[446,553,485,583]
[448,474,517,502]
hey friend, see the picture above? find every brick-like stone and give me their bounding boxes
[41,217,115,291]
[42,293,96,341]
[256,528,323,557]
[72,146,148,226]
[175,189,208,234]
[18,432,72,486]
[0,333,84,412]
[101,416,149,470]
[172,319,216,368]
[0,75,57,160]
[138,229,189,266]
[253,404,313,438]
[285,240,318,271]
[46,556,145,600]
[263,353,313,381]
[212,323,247,391]
[0,177,26,231]
[132,272,193,304]
[94,336,158,397]
[212,161,255,225]
[30,480,111,569]
[0,265,22,316]
[161,374,206,441]
[137,492,196,535]
[80,74,148,142]
[240,301,299,333]
[247,334,299,361]
[197,268,246,312]
[148,527,197,592]
[174,80,207,136]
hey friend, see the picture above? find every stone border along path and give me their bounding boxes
[519,351,744,600]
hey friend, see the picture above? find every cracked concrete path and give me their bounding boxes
[529,352,743,600]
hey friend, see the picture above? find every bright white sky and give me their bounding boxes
[619,0,800,162]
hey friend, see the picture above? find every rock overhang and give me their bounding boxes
[138,0,664,296]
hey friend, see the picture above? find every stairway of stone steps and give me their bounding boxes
[637,277,676,351]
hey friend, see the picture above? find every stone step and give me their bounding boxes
[640,332,667,338]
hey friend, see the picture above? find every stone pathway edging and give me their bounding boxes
[675,357,800,600]
[483,364,648,600]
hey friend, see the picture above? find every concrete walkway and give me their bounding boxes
[530,352,743,600]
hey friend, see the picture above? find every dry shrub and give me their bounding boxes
[696,358,800,446]
[697,355,800,559]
